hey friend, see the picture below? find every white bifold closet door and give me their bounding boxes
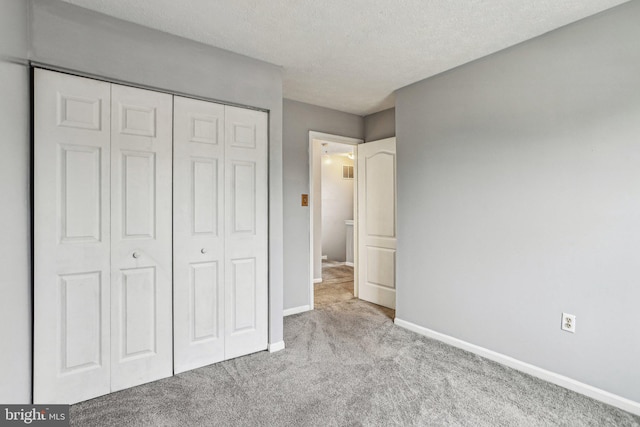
[223,105,268,360]
[109,84,173,391]
[34,69,112,404]
[173,97,268,372]
[173,97,226,373]
[34,69,173,403]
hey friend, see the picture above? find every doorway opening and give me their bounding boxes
[309,132,361,310]
[316,142,355,307]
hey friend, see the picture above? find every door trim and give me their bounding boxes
[308,131,363,310]
[30,61,269,114]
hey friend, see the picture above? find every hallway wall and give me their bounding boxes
[364,108,395,141]
[321,154,354,262]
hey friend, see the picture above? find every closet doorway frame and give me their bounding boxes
[29,62,276,386]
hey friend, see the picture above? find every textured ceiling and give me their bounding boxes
[62,0,629,115]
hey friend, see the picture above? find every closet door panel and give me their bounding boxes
[173,96,225,373]
[34,69,111,404]
[224,106,268,360]
[110,84,173,391]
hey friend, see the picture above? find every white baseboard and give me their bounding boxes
[283,305,311,317]
[313,278,322,284]
[268,341,285,353]
[394,318,640,416]
[345,262,354,267]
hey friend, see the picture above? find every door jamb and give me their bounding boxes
[308,131,363,310]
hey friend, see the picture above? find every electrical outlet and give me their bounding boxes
[561,313,576,333]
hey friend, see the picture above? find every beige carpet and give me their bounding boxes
[314,261,356,308]
[315,260,395,320]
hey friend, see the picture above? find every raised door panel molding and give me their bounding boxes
[365,247,396,289]
[59,272,103,374]
[121,151,156,239]
[231,161,256,235]
[57,93,101,131]
[119,267,157,360]
[365,151,396,239]
[190,262,220,342]
[119,104,156,137]
[191,115,220,144]
[192,158,218,236]
[230,258,257,334]
[59,144,102,243]
[231,122,256,149]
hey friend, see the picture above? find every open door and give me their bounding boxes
[357,137,397,309]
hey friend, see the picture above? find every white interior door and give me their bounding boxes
[357,137,397,309]
[34,69,112,404]
[110,84,173,391]
[173,96,226,373]
[224,106,268,359]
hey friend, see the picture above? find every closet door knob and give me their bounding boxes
[133,252,140,259]
[201,248,208,254]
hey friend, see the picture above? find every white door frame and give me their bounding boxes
[308,131,363,310]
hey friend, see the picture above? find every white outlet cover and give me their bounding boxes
[561,313,576,333]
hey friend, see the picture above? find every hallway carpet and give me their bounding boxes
[315,262,356,308]
[71,300,639,426]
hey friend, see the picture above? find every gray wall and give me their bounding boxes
[283,99,363,310]
[0,0,31,405]
[321,155,354,262]
[364,108,395,141]
[395,1,640,403]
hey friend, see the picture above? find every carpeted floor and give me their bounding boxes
[314,261,357,308]
[314,260,394,321]
[71,296,640,426]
